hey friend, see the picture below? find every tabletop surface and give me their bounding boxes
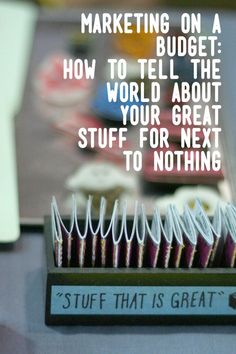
[0,233,236,354]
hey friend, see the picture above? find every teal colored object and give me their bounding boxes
[0,2,37,242]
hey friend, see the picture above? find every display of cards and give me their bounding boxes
[51,196,236,269]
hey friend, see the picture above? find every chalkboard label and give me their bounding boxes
[51,285,236,316]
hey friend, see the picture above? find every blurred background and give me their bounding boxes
[1,0,235,242]
[8,0,236,9]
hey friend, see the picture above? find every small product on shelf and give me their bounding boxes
[51,195,236,269]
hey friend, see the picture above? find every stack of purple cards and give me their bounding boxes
[51,196,236,269]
